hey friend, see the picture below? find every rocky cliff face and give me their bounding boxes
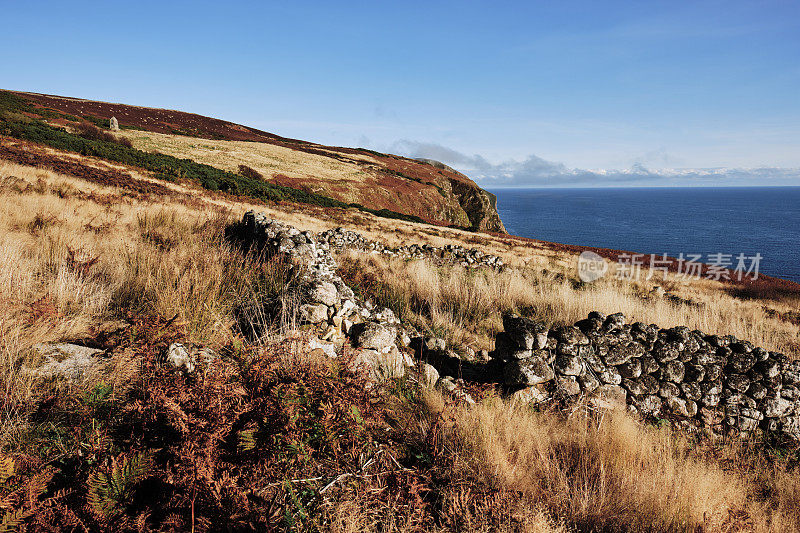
[447,178,506,233]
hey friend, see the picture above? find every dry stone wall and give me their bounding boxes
[317,227,504,269]
[238,212,419,382]
[494,312,800,440]
[236,211,800,441]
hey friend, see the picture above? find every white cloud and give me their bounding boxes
[392,140,800,187]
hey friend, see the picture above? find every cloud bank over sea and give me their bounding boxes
[393,140,800,188]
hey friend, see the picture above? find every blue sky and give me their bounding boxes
[2,0,799,187]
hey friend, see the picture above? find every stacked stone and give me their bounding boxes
[494,311,800,440]
[241,212,426,383]
[316,227,504,269]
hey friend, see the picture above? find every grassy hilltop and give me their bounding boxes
[1,90,800,531]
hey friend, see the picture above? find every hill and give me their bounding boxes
[3,90,506,233]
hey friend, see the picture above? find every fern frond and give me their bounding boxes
[0,508,26,533]
[0,457,14,485]
[88,451,154,519]
[237,429,258,452]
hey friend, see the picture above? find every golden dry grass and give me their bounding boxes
[0,160,290,441]
[122,130,375,194]
[425,393,800,532]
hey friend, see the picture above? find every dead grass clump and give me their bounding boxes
[25,212,61,235]
[448,399,746,531]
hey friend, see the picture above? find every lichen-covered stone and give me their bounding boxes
[504,356,555,386]
[555,354,584,376]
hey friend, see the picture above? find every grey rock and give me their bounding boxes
[781,416,800,439]
[726,374,751,393]
[307,281,339,306]
[554,354,584,376]
[666,397,693,417]
[740,407,764,421]
[662,360,685,382]
[308,337,337,358]
[504,356,555,386]
[603,312,625,331]
[352,348,405,382]
[653,341,682,362]
[748,382,768,400]
[729,352,756,373]
[604,342,645,366]
[166,343,192,372]
[552,326,588,345]
[763,396,793,418]
[618,358,642,379]
[356,323,396,353]
[597,366,622,385]
[701,392,721,407]
[705,364,723,381]
[641,356,660,374]
[556,343,579,357]
[784,362,800,387]
[588,384,628,410]
[29,343,105,382]
[781,386,800,401]
[437,376,457,393]
[299,303,330,324]
[502,314,549,350]
[635,395,662,415]
[623,378,649,397]
[419,363,440,388]
[577,372,600,392]
[510,385,549,405]
[738,417,760,432]
[659,382,681,399]
[684,364,705,382]
[555,375,581,395]
[681,382,703,401]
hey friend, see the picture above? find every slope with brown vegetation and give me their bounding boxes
[5,90,506,232]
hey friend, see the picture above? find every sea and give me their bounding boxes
[489,187,800,284]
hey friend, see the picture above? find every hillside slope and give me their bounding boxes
[7,90,506,232]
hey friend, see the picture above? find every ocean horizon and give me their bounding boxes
[489,186,800,284]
